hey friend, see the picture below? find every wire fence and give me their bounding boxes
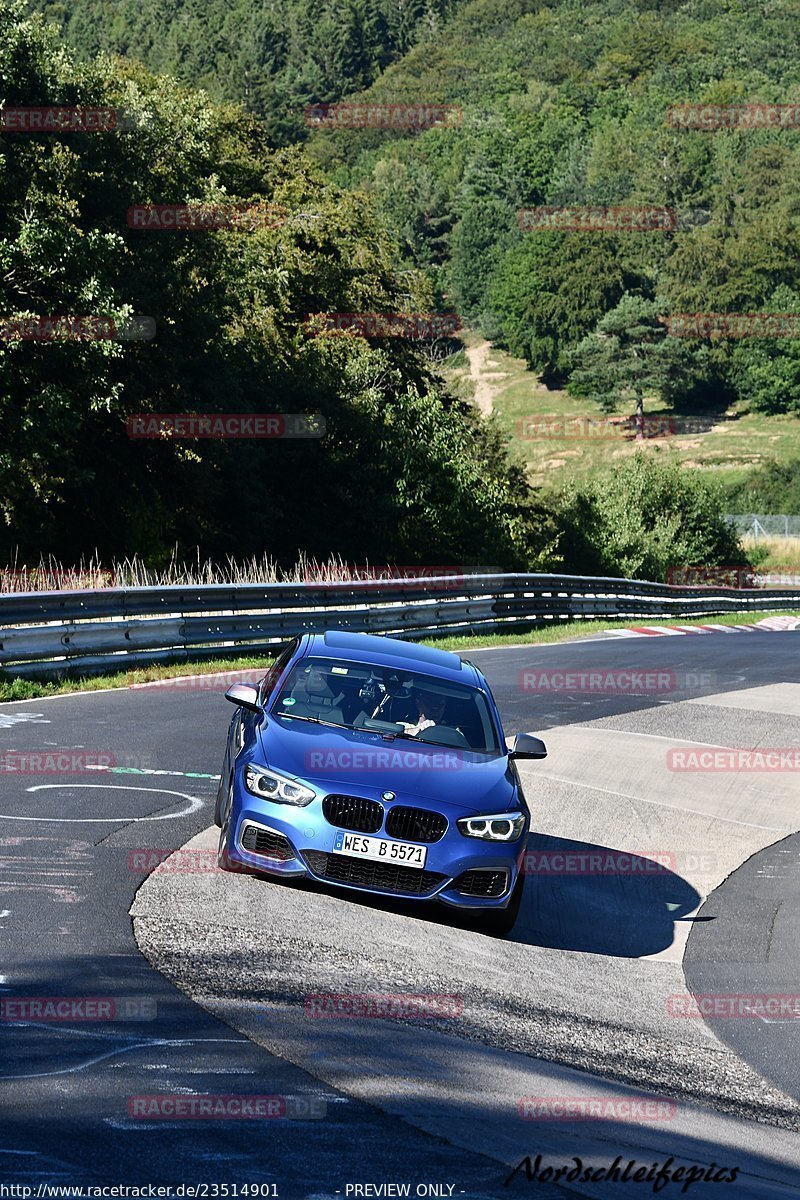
[727,514,800,539]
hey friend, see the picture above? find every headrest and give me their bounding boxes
[305,669,335,699]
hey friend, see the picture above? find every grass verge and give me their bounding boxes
[442,334,800,495]
[0,655,272,702]
[1,610,798,701]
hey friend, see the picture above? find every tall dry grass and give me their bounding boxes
[743,535,800,575]
[0,550,463,592]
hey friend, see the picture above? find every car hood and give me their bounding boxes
[257,718,518,814]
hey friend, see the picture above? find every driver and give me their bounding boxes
[359,670,416,723]
[399,687,447,738]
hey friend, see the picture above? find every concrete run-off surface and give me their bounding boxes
[132,636,800,1198]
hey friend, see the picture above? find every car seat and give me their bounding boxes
[288,668,346,723]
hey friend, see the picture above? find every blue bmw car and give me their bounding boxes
[214,630,547,935]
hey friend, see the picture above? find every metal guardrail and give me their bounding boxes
[1,573,799,679]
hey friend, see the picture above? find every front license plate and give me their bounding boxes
[332,831,427,869]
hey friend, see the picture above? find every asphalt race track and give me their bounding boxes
[2,631,800,1198]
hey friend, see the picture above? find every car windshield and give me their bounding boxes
[271,656,502,754]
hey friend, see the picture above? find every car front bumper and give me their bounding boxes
[226,790,528,910]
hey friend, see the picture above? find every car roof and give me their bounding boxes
[305,630,475,684]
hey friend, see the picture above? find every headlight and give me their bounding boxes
[457,812,526,842]
[244,764,315,807]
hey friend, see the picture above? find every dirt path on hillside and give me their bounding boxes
[465,338,506,416]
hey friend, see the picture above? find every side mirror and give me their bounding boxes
[225,684,263,714]
[509,732,547,760]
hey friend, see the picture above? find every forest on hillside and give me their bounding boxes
[3,3,558,569]
[9,0,800,574]
[305,0,800,417]
[37,0,800,416]
[33,0,464,142]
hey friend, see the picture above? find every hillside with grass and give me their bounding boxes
[448,336,800,493]
[304,0,800,504]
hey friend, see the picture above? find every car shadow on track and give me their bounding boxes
[509,833,701,957]
[240,832,700,956]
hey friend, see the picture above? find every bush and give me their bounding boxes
[553,452,746,582]
[724,459,800,515]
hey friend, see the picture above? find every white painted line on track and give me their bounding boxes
[533,771,785,832]
[686,681,800,718]
[0,712,50,727]
[0,1026,242,1080]
[0,785,205,822]
[0,667,264,706]
[582,728,754,749]
[85,764,220,780]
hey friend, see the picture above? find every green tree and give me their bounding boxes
[1,2,553,570]
[724,458,800,515]
[488,235,639,380]
[568,294,695,438]
[728,286,800,415]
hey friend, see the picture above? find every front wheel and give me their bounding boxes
[213,747,231,825]
[217,784,235,871]
[472,873,525,937]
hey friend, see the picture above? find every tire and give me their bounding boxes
[473,873,525,937]
[217,784,235,872]
[213,755,230,827]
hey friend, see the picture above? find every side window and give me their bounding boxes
[260,639,299,703]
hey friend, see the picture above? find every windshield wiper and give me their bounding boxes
[274,712,345,730]
[385,729,490,752]
[379,728,448,746]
